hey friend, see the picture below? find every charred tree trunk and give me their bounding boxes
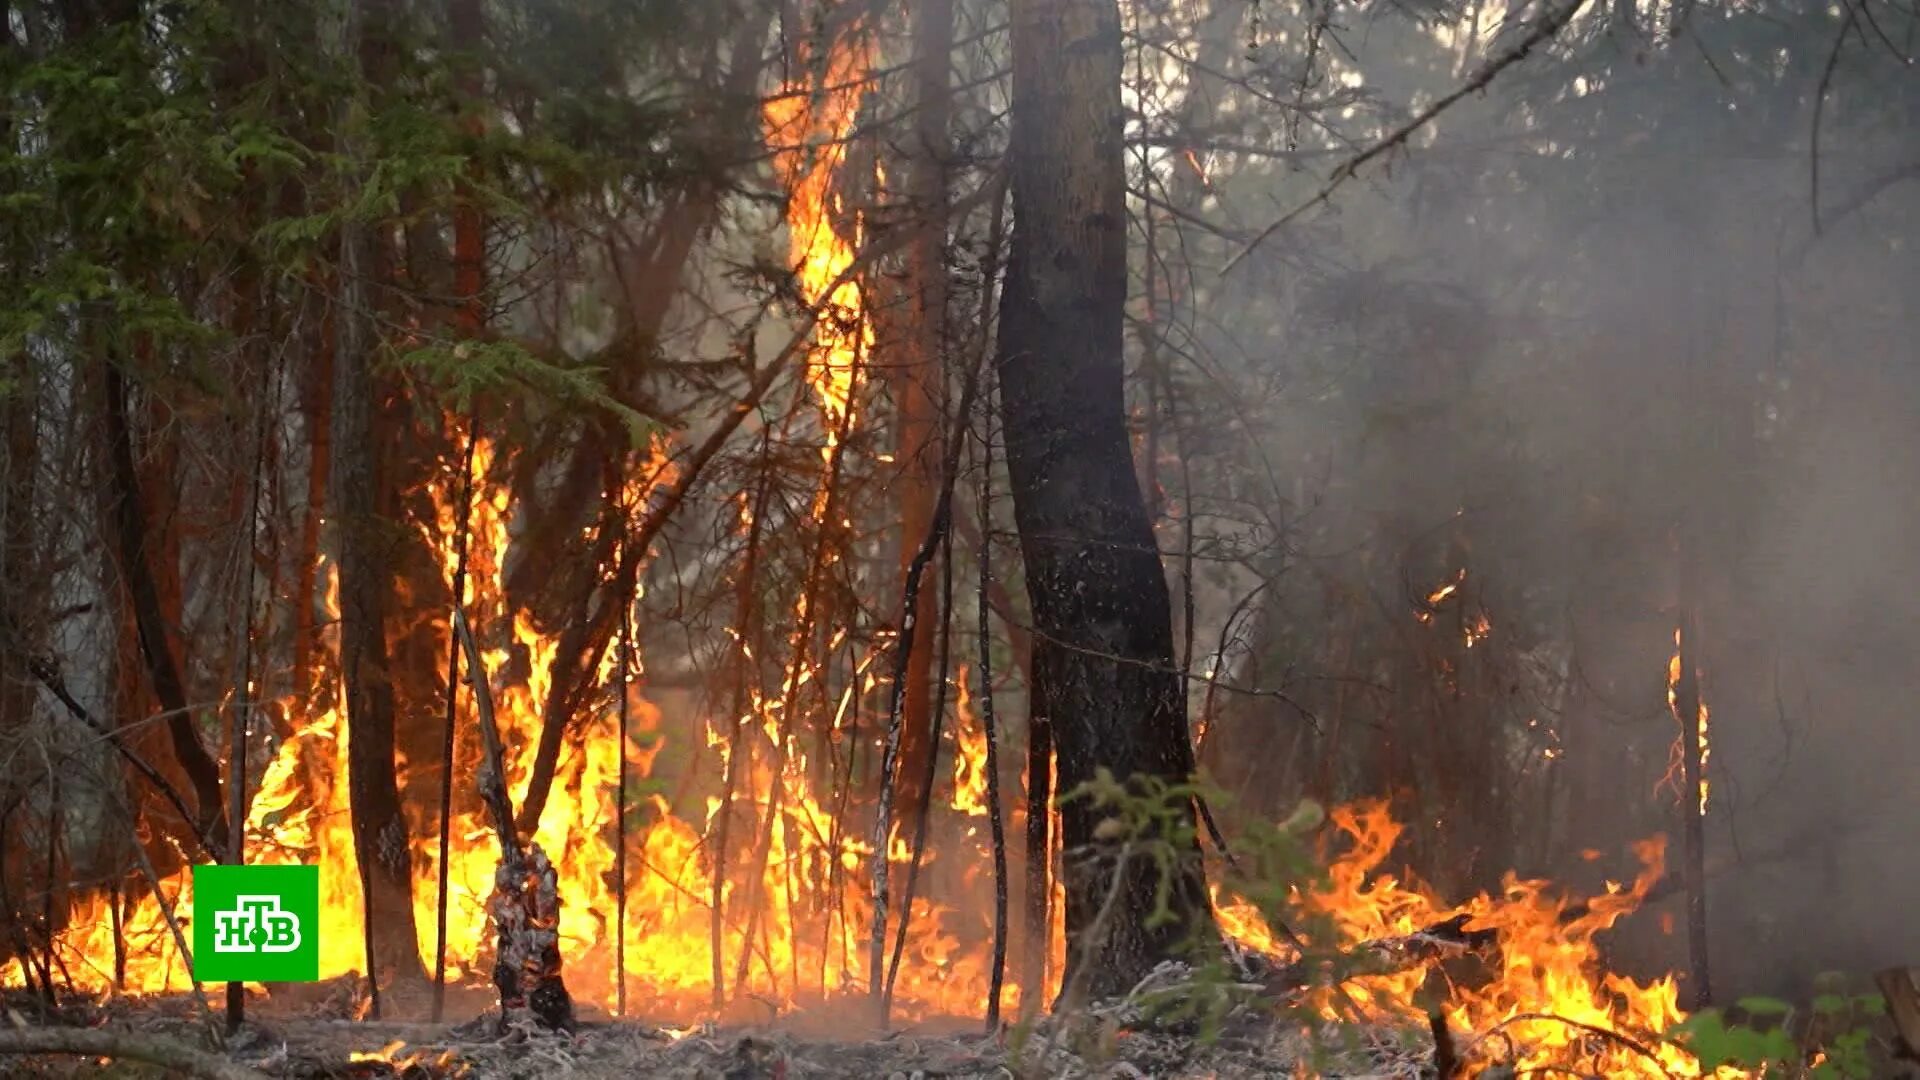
[335,0,425,994]
[995,0,1216,1003]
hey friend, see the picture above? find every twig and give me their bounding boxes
[1039,841,1134,1054]
[710,432,775,1010]
[0,1028,266,1080]
[615,564,636,1018]
[1222,0,1591,275]
[1671,610,1710,1007]
[223,321,272,1035]
[732,394,860,1002]
[122,826,223,1046]
[1784,159,1920,265]
[21,657,217,861]
[868,168,1012,1026]
[1465,1012,1678,1079]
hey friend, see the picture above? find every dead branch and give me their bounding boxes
[1222,0,1591,276]
[0,1028,266,1080]
[451,605,518,856]
[21,655,217,862]
[869,266,997,1026]
[1466,1012,1678,1079]
[432,416,481,1024]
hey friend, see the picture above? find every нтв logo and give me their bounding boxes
[191,865,320,983]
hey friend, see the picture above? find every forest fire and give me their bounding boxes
[9,0,1915,1075]
[1218,805,1740,1077]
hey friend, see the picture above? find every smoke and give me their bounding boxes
[1181,4,1920,997]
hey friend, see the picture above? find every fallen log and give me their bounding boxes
[0,1027,268,1080]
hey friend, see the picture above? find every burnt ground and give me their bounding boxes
[0,975,1437,1079]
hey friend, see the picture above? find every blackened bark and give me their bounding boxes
[995,0,1215,1002]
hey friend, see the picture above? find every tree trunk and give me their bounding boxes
[995,0,1216,1003]
[889,0,954,840]
[334,0,425,990]
[293,285,333,716]
[101,361,229,852]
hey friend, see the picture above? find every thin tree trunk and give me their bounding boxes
[889,0,954,843]
[977,395,1009,1030]
[996,0,1215,1002]
[1674,606,1711,1007]
[101,362,229,852]
[335,0,424,997]
[292,286,333,715]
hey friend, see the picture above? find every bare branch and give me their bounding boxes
[1223,0,1591,276]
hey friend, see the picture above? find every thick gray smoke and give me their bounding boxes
[1178,6,1920,997]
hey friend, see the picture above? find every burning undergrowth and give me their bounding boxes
[0,787,1817,1077]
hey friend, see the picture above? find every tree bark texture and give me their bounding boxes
[334,0,425,987]
[995,0,1216,1001]
[889,0,954,842]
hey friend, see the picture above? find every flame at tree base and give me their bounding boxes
[7,779,1755,1076]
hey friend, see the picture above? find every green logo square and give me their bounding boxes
[190,865,320,983]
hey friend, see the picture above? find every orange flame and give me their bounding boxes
[1662,627,1711,814]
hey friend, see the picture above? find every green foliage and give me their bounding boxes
[1668,988,1888,1079]
[392,340,654,447]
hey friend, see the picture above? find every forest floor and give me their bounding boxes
[0,977,1437,1078]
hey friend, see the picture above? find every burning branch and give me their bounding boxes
[1668,617,1712,1008]
[511,179,1000,838]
